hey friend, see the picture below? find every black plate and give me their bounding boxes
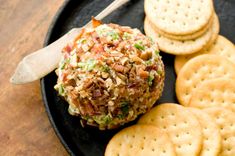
[41,0,235,155]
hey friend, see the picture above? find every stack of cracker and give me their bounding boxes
[105,103,235,156]
[144,0,219,55]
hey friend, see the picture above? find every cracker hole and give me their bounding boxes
[161,116,165,119]
[196,17,199,20]
[151,118,154,122]
[176,134,179,138]
[132,135,135,138]
[187,5,191,9]
[205,137,209,140]
[177,145,181,149]
[227,148,231,151]
[174,123,177,127]
[163,126,167,129]
[152,148,155,152]
[186,132,190,135]
[130,145,133,148]
[175,11,178,14]
[171,113,175,116]
[206,148,210,151]
[162,150,166,153]
[143,136,146,140]
[224,138,227,141]
[188,143,192,146]
[177,3,180,6]
[141,146,144,150]
[154,138,157,141]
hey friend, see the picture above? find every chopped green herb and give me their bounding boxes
[78,59,97,71]
[120,101,130,116]
[145,60,152,65]
[101,65,110,72]
[134,43,145,51]
[108,31,119,40]
[94,114,112,125]
[157,70,162,75]
[147,73,155,86]
[123,32,131,40]
[103,115,112,124]
[155,50,160,55]
[148,36,154,43]
[60,58,70,70]
[58,84,65,95]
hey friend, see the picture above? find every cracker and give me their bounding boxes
[174,35,234,75]
[144,0,214,35]
[105,125,176,156]
[144,14,218,55]
[187,108,222,156]
[189,78,235,112]
[138,103,203,156]
[204,107,235,156]
[151,14,213,41]
[176,54,235,106]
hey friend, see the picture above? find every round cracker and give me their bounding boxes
[144,14,218,55]
[151,14,213,41]
[176,54,235,106]
[174,35,234,75]
[138,103,203,156]
[144,0,214,35]
[189,78,235,112]
[204,107,235,156]
[187,108,222,156]
[105,125,176,156]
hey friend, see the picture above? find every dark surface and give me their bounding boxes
[41,0,235,156]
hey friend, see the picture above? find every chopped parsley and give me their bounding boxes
[118,101,130,119]
[147,73,155,86]
[94,114,112,125]
[155,50,160,55]
[58,84,65,96]
[60,58,70,70]
[123,32,131,40]
[145,60,152,65]
[77,59,97,71]
[100,65,110,72]
[134,43,145,51]
[108,31,120,40]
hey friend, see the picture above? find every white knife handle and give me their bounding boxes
[85,0,130,28]
[10,0,130,84]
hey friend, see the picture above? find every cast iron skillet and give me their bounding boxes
[41,0,235,155]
